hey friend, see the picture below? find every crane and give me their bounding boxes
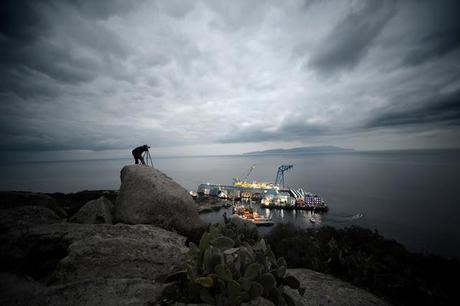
[242,164,256,181]
[274,165,293,188]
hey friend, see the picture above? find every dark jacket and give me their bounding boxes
[132,145,149,156]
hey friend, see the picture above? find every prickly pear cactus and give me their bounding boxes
[162,223,305,305]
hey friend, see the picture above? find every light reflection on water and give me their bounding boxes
[199,202,358,236]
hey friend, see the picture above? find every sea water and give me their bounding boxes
[1,149,459,258]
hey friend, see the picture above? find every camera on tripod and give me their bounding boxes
[143,149,154,167]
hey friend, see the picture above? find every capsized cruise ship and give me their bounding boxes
[196,165,328,211]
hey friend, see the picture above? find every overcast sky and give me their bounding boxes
[1,0,459,158]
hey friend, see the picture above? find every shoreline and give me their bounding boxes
[1,189,458,261]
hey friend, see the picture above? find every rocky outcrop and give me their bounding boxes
[194,196,228,214]
[48,190,118,216]
[0,222,187,282]
[114,165,203,232]
[285,268,389,305]
[0,191,67,218]
[69,196,113,224]
[0,222,187,305]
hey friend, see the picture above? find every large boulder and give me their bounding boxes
[0,191,67,218]
[114,165,203,233]
[69,196,113,224]
[285,268,389,305]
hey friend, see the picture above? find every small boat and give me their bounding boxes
[252,219,274,226]
[309,217,316,223]
[233,207,274,226]
[252,212,271,221]
[253,216,270,221]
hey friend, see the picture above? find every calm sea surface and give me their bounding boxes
[1,150,459,258]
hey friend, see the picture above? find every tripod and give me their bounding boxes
[143,150,154,167]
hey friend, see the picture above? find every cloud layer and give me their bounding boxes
[1,0,459,153]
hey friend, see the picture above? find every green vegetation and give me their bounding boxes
[162,219,304,305]
[178,220,458,305]
[182,214,260,248]
[266,223,459,306]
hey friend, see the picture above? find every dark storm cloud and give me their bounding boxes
[221,119,331,144]
[307,0,396,75]
[0,0,143,152]
[0,109,180,152]
[402,0,460,67]
[1,0,459,154]
[367,89,460,128]
[0,0,133,90]
[0,1,43,44]
[68,0,138,20]
[405,30,460,66]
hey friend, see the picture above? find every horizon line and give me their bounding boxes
[1,147,459,165]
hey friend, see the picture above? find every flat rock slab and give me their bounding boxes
[114,165,203,233]
[52,228,185,283]
[286,268,389,306]
[1,222,187,285]
[0,273,163,306]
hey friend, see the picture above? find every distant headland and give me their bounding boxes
[243,145,355,155]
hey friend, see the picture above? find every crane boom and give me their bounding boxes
[243,164,256,180]
[275,165,293,188]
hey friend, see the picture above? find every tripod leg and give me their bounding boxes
[145,151,152,167]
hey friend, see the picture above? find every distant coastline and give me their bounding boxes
[243,145,355,156]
